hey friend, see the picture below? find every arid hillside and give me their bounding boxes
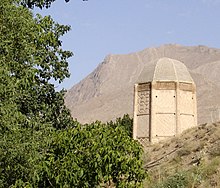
[65,44,220,124]
[144,122,220,187]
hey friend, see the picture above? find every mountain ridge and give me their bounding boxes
[65,44,220,124]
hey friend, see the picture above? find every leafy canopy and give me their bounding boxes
[34,121,145,187]
[0,0,146,187]
[19,0,88,9]
[0,0,73,132]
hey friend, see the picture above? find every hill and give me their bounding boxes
[65,44,220,124]
[144,122,220,187]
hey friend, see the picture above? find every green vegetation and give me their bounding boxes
[2,1,219,188]
[0,1,146,187]
[1,118,146,187]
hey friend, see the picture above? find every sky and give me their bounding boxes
[35,0,220,89]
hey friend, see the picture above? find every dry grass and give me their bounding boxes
[143,122,220,188]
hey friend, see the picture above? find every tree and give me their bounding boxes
[107,114,133,137]
[0,0,73,186]
[0,0,73,131]
[0,0,146,187]
[19,0,87,9]
[31,122,146,187]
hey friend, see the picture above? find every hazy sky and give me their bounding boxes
[36,0,220,89]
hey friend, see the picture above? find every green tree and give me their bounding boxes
[19,0,87,9]
[0,0,73,131]
[0,0,73,186]
[35,122,146,187]
[0,0,146,187]
[107,114,133,137]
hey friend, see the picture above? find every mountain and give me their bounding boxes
[65,44,220,124]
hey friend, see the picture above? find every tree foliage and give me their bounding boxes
[19,0,87,9]
[107,114,133,137]
[0,0,73,131]
[19,0,68,9]
[33,122,145,187]
[0,0,146,187]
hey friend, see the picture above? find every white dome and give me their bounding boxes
[137,57,194,83]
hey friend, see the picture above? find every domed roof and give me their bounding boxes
[137,57,194,83]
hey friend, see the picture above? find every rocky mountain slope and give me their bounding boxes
[65,44,220,124]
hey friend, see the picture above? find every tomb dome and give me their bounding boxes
[133,57,197,144]
[137,57,194,83]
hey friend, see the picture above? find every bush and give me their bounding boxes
[153,172,188,188]
[34,121,146,187]
[0,118,146,187]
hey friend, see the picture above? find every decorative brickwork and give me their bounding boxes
[137,90,150,115]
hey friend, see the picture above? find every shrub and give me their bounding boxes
[153,172,188,188]
[34,121,146,187]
